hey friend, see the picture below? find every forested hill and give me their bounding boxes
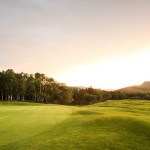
[118,81,150,99]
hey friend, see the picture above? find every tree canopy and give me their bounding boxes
[0,69,73,104]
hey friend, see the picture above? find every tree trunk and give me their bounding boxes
[22,95,25,101]
[6,92,8,101]
[17,94,20,101]
[34,93,37,101]
[10,95,12,100]
[1,90,3,101]
[10,88,13,100]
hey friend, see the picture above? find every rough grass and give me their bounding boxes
[0,100,150,150]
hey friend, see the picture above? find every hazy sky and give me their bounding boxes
[0,0,150,89]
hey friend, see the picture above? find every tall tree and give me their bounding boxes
[4,69,16,100]
[0,71,5,100]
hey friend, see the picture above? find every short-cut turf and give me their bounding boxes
[0,100,150,150]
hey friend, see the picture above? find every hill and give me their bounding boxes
[118,81,150,94]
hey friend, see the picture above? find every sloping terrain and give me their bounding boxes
[118,81,150,94]
[0,100,150,150]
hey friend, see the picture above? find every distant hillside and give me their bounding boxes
[118,81,150,94]
[69,86,87,90]
[141,81,150,87]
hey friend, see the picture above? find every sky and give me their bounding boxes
[0,0,150,89]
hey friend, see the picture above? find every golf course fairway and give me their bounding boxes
[0,100,150,150]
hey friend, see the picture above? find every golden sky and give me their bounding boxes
[0,0,150,89]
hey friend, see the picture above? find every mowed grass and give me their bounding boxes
[0,100,150,150]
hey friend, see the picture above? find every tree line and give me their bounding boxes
[0,69,73,104]
[1,69,144,105]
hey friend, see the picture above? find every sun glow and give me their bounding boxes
[57,48,150,89]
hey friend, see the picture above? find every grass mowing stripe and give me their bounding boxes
[0,104,73,148]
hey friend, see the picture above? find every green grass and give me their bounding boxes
[0,100,150,150]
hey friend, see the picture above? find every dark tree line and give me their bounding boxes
[1,69,147,106]
[120,92,150,100]
[72,88,125,105]
[0,69,73,105]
